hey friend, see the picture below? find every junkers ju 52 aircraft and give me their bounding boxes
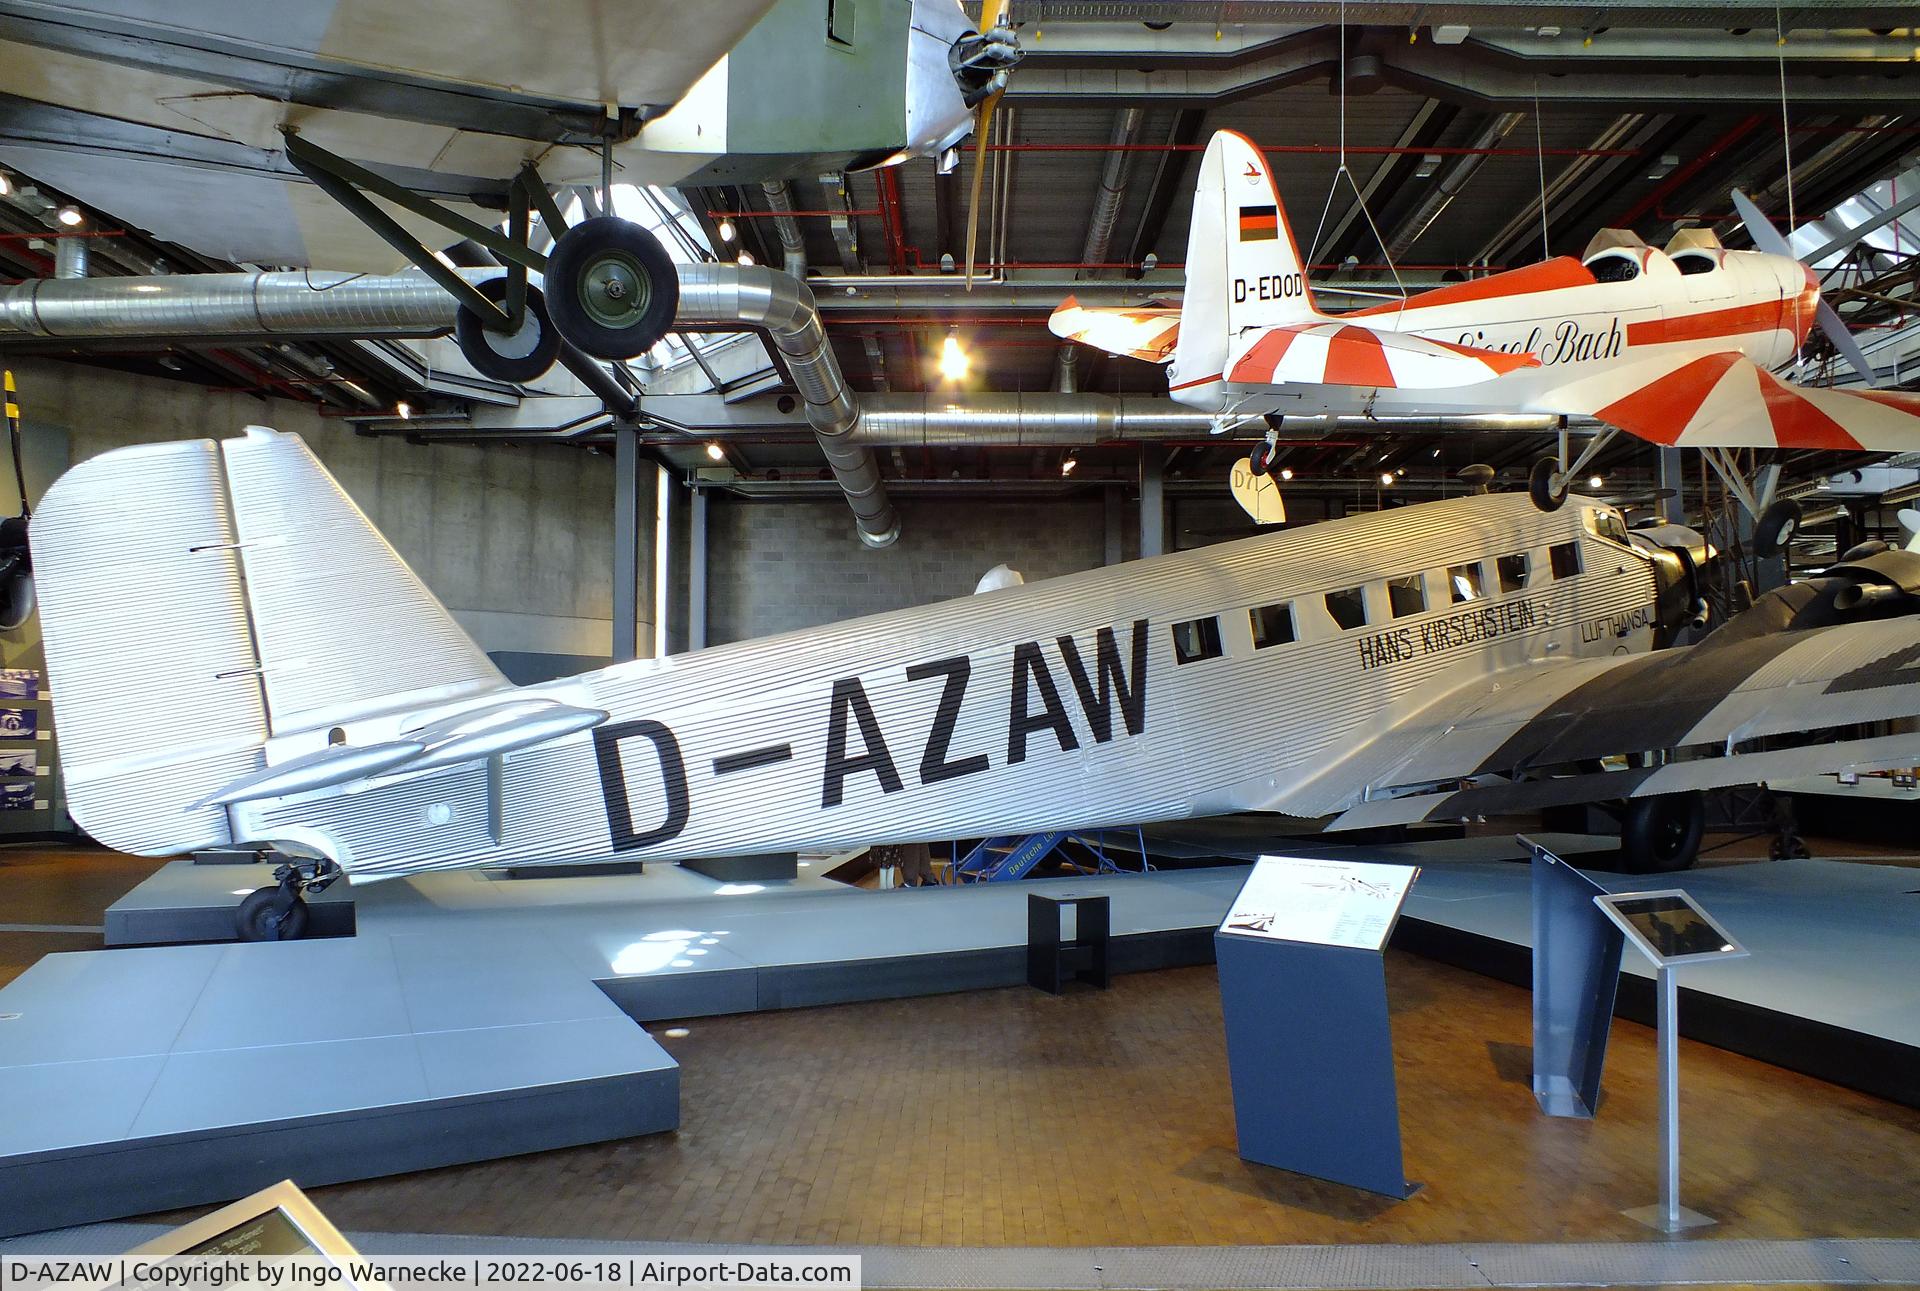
[1051,130,1920,554]
[31,426,1920,937]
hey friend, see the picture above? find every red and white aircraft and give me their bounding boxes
[1051,129,1920,547]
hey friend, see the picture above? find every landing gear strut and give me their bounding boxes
[235,857,341,942]
[1527,425,1619,513]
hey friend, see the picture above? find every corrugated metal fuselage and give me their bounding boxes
[236,491,1656,881]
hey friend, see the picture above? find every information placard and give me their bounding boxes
[1219,855,1419,951]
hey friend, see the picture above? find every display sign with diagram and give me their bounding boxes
[0,666,39,698]
[1219,855,1420,951]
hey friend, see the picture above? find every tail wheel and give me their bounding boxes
[1248,439,1277,477]
[454,277,561,384]
[543,217,680,361]
[1528,456,1569,512]
[236,886,309,941]
[1616,792,1705,874]
[1753,498,1803,559]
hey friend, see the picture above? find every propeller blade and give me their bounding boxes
[963,89,1000,290]
[1731,188,1792,257]
[1816,298,1878,387]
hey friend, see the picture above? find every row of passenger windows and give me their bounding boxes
[1169,540,1583,665]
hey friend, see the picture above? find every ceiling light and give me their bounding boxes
[1061,455,1078,476]
[1380,472,1395,486]
[395,401,412,420]
[54,205,82,227]
[736,249,754,266]
[939,329,970,382]
[0,173,10,197]
[1588,474,1604,489]
[706,442,725,461]
[1279,467,1293,481]
[717,219,736,242]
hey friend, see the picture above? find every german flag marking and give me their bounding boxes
[1238,204,1279,242]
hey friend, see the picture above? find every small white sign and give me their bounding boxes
[1219,855,1419,951]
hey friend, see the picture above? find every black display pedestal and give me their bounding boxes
[1027,892,1110,993]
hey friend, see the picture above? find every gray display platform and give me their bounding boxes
[0,931,679,1238]
[106,862,357,945]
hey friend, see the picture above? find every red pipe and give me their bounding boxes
[1613,113,1765,228]
[0,229,128,243]
[987,142,1639,158]
[708,209,882,219]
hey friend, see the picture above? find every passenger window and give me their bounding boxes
[1250,603,1296,649]
[1172,616,1223,664]
[1497,552,1530,592]
[1325,586,1368,631]
[1550,541,1582,579]
[1448,562,1485,603]
[1586,508,1631,546]
[1388,574,1426,618]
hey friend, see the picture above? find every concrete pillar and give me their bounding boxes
[1104,484,1124,566]
[612,425,641,663]
[1139,445,1165,559]
[689,487,709,651]
[1657,447,1684,524]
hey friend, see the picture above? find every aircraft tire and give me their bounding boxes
[236,887,309,942]
[544,217,680,361]
[1753,498,1803,559]
[1615,791,1704,874]
[1248,440,1276,476]
[1528,456,1568,512]
[455,278,561,383]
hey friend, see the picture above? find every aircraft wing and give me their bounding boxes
[1277,615,1920,829]
[1226,322,1541,389]
[1535,350,1920,452]
[0,0,781,269]
[1047,297,1181,363]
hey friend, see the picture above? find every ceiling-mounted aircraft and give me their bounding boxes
[1051,130,1920,555]
[32,425,1920,937]
[0,0,1016,265]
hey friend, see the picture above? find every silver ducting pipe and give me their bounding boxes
[761,181,809,279]
[53,238,88,280]
[850,394,1560,445]
[0,262,898,547]
[676,264,898,547]
[1053,107,1146,391]
[0,269,465,338]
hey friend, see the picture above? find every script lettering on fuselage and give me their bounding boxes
[1455,317,1623,366]
[1233,273,1307,304]
[593,621,1151,851]
[1358,598,1546,671]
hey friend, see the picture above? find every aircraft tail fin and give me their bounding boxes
[1173,129,1322,398]
[33,428,505,856]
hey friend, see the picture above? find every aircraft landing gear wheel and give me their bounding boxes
[236,885,309,941]
[455,278,561,383]
[1528,456,1568,512]
[1754,497,1803,559]
[543,216,680,361]
[1248,439,1277,477]
[1615,791,1704,874]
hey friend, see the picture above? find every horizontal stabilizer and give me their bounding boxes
[194,740,425,808]
[402,699,608,772]
[1227,322,1540,390]
[1048,297,1180,363]
[1581,352,1920,451]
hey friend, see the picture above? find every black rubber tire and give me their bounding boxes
[455,278,560,383]
[1753,497,1803,559]
[236,886,309,942]
[543,217,680,361]
[1248,440,1276,477]
[1615,792,1705,874]
[1528,456,1568,512]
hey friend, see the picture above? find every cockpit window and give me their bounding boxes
[1585,508,1632,546]
[1586,252,1640,283]
[1673,251,1718,276]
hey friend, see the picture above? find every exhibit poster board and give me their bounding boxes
[1219,855,1419,951]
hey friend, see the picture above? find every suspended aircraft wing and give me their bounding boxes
[1225,321,1542,389]
[1046,297,1181,363]
[1535,350,1920,452]
[1277,608,1920,830]
[0,0,782,268]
